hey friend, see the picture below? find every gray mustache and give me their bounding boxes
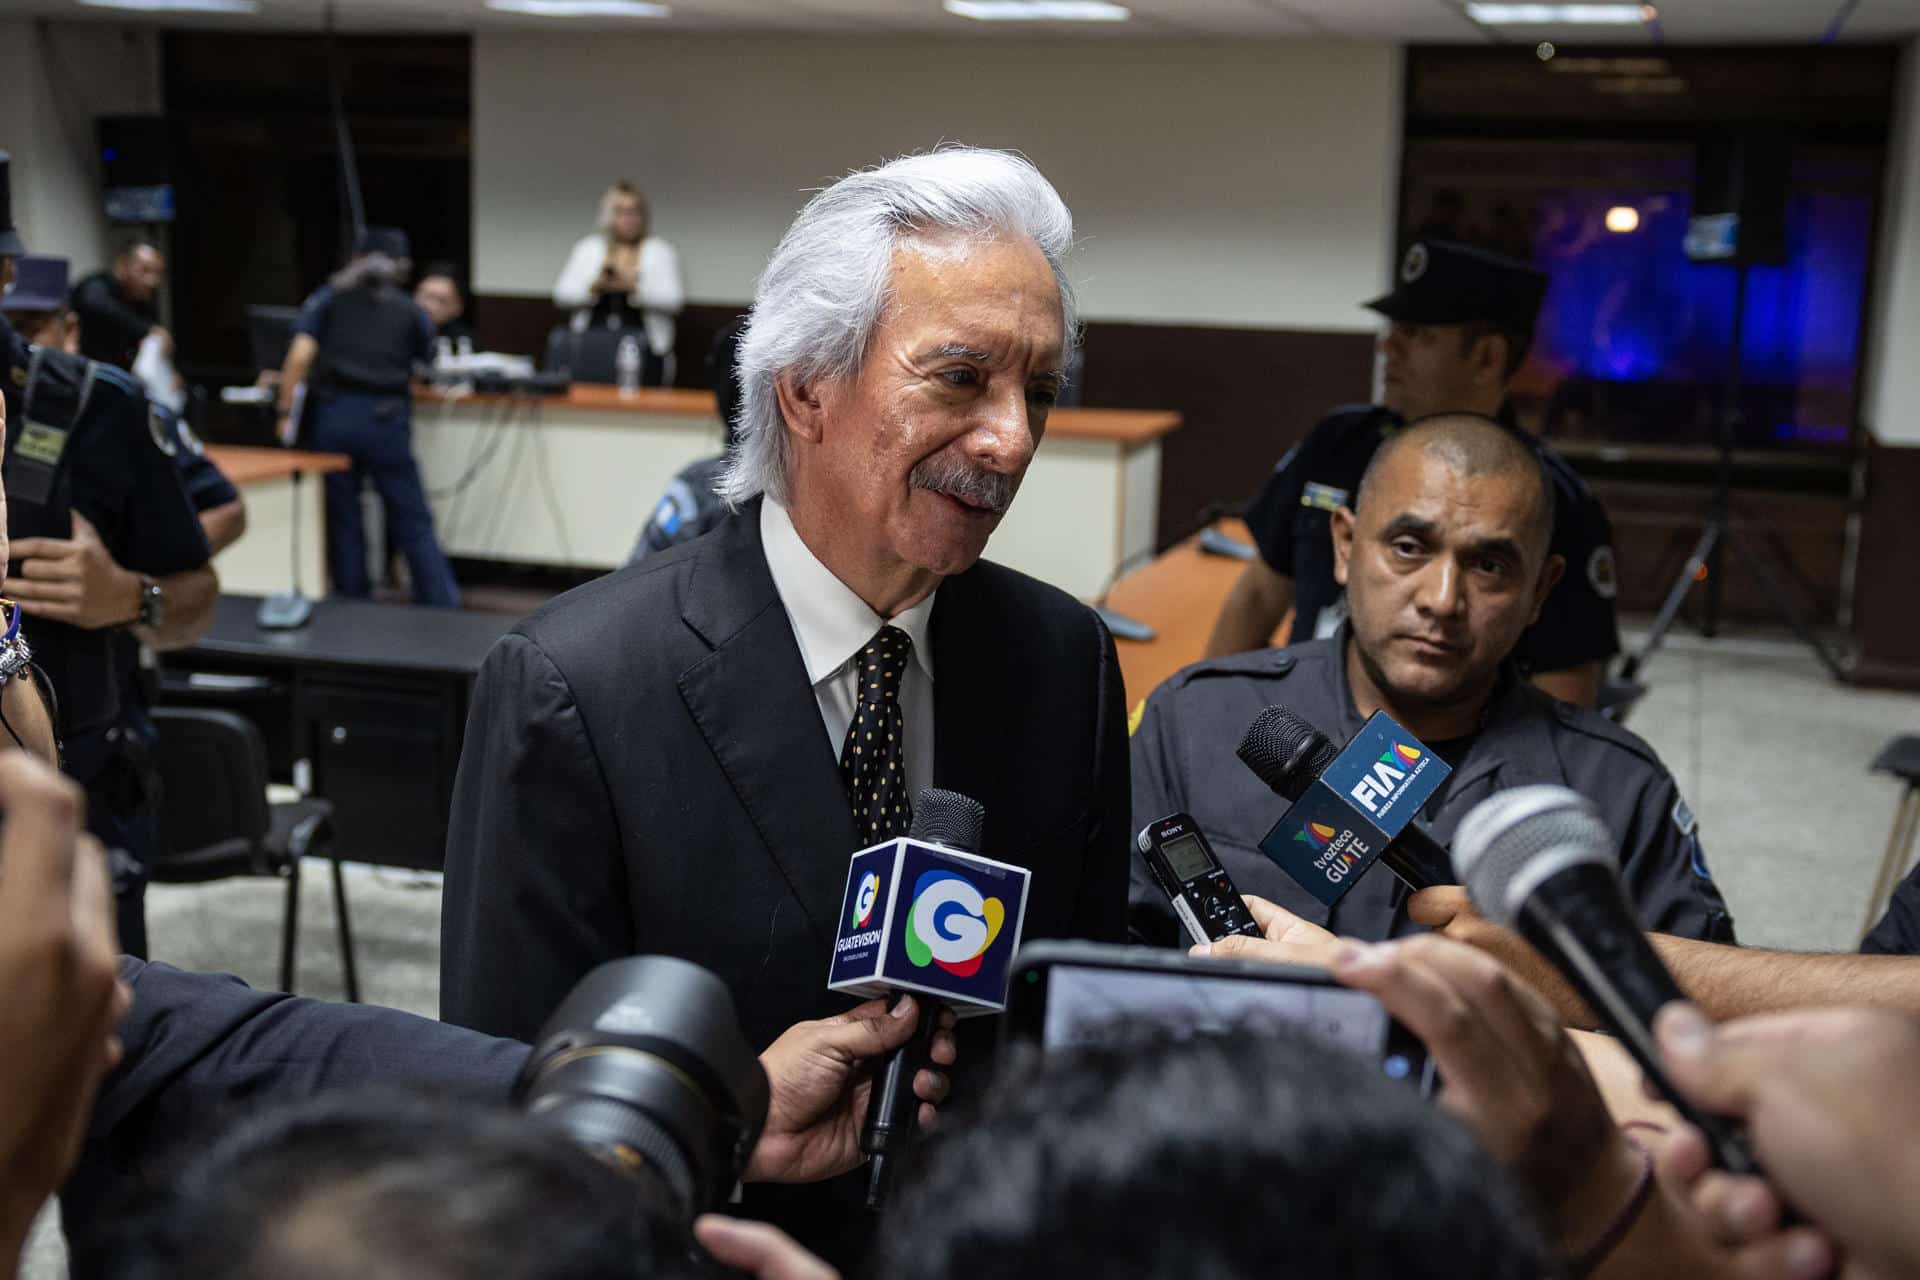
[909,456,1015,515]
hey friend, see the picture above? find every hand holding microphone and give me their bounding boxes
[826,787,1030,1208]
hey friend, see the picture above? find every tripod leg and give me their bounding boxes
[1727,532,1848,681]
[1619,523,1720,684]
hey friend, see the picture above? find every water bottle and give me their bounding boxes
[616,333,642,398]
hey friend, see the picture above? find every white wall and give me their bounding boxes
[0,21,162,279]
[474,34,1399,333]
[1866,38,1920,446]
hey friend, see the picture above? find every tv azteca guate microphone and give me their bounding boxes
[827,788,1031,1208]
[1236,705,1456,907]
[1453,785,1765,1180]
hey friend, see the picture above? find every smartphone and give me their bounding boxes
[1137,813,1260,945]
[1004,940,1434,1092]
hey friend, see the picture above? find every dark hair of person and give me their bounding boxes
[1459,321,1533,380]
[74,1092,694,1280]
[418,260,467,301]
[875,1031,1558,1280]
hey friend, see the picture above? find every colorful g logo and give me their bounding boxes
[851,871,881,928]
[904,870,1005,977]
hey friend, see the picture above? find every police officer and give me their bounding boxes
[1133,414,1731,951]
[0,154,217,959]
[1208,239,1620,709]
[626,315,743,565]
[276,226,458,607]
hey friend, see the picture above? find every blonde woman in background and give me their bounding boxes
[552,180,684,381]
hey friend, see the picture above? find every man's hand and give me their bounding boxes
[0,754,129,1270]
[1194,894,1342,967]
[1655,1003,1920,1278]
[695,1216,839,1280]
[1332,935,1635,1250]
[1409,886,1600,1029]
[9,512,142,631]
[745,996,957,1185]
[148,325,174,360]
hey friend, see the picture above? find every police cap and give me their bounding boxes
[2,255,68,313]
[353,225,411,261]
[1363,239,1547,331]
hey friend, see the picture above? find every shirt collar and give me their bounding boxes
[760,499,937,687]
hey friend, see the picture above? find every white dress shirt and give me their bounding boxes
[760,499,936,804]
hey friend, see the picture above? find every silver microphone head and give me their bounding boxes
[1451,785,1617,929]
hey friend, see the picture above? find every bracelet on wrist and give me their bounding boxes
[1566,1134,1656,1279]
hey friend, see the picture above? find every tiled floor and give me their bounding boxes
[21,622,1920,1278]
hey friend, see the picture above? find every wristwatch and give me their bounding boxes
[136,575,166,629]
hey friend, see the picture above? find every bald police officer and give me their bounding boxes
[1208,240,1620,709]
[0,153,217,958]
[1134,414,1731,951]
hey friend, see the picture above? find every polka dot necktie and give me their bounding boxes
[840,625,914,846]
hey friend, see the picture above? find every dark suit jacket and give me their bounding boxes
[65,960,527,1256]
[439,500,1130,1260]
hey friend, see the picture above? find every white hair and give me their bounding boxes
[718,147,1078,507]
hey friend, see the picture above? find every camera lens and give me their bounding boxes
[514,956,770,1217]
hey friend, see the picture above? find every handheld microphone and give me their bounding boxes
[1453,785,1764,1179]
[829,788,1029,1208]
[1236,705,1455,906]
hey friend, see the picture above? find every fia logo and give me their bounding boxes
[1349,743,1424,815]
[904,870,1005,978]
[851,871,881,929]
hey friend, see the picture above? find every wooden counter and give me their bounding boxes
[204,446,345,597]
[409,387,1182,598]
[1104,520,1291,707]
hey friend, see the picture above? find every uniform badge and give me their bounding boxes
[148,404,178,457]
[8,366,25,388]
[1673,797,1711,879]
[1587,546,1618,600]
[14,419,69,467]
[1401,243,1429,283]
[1300,482,1349,513]
[1128,699,1146,738]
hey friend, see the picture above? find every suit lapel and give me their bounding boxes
[929,568,1004,844]
[676,505,860,949]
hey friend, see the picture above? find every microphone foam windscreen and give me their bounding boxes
[910,788,986,854]
[1451,785,1616,928]
[1236,705,1336,801]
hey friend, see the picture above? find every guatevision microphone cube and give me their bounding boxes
[828,839,1031,1016]
[1258,710,1452,906]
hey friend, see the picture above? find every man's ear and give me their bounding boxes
[773,372,831,445]
[1471,332,1510,390]
[1331,506,1356,588]
[1528,553,1567,626]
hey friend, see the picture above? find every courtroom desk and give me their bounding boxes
[1103,520,1290,708]
[410,386,1180,600]
[164,594,519,871]
[205,446,349,598]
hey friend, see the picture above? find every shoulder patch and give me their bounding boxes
[1128,698,1146,737]
[1300,482,1348,512]
[148,403,178,457]
[1587,545,1617,600]
[1671,796,1696,837]
[175,417,207,457]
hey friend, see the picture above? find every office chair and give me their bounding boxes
[544,323,667,387]
[148,708,359,1001]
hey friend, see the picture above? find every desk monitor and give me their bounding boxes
[245,305,300,372]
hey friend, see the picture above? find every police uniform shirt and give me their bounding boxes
[295,283,435,396]
[1863,862,1920,955]
[1243,404,1622,675]
[1127,632,1735,949]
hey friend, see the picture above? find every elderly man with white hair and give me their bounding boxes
[440,148,1130,1264]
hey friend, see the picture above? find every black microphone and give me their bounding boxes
[1236,705,1455,895]
[854,788,991,1208]
[1452,785,1765,1179]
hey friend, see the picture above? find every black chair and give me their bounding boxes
[148,707,359,1001]
[1863,735,1920,939]
[543,323,666,387]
